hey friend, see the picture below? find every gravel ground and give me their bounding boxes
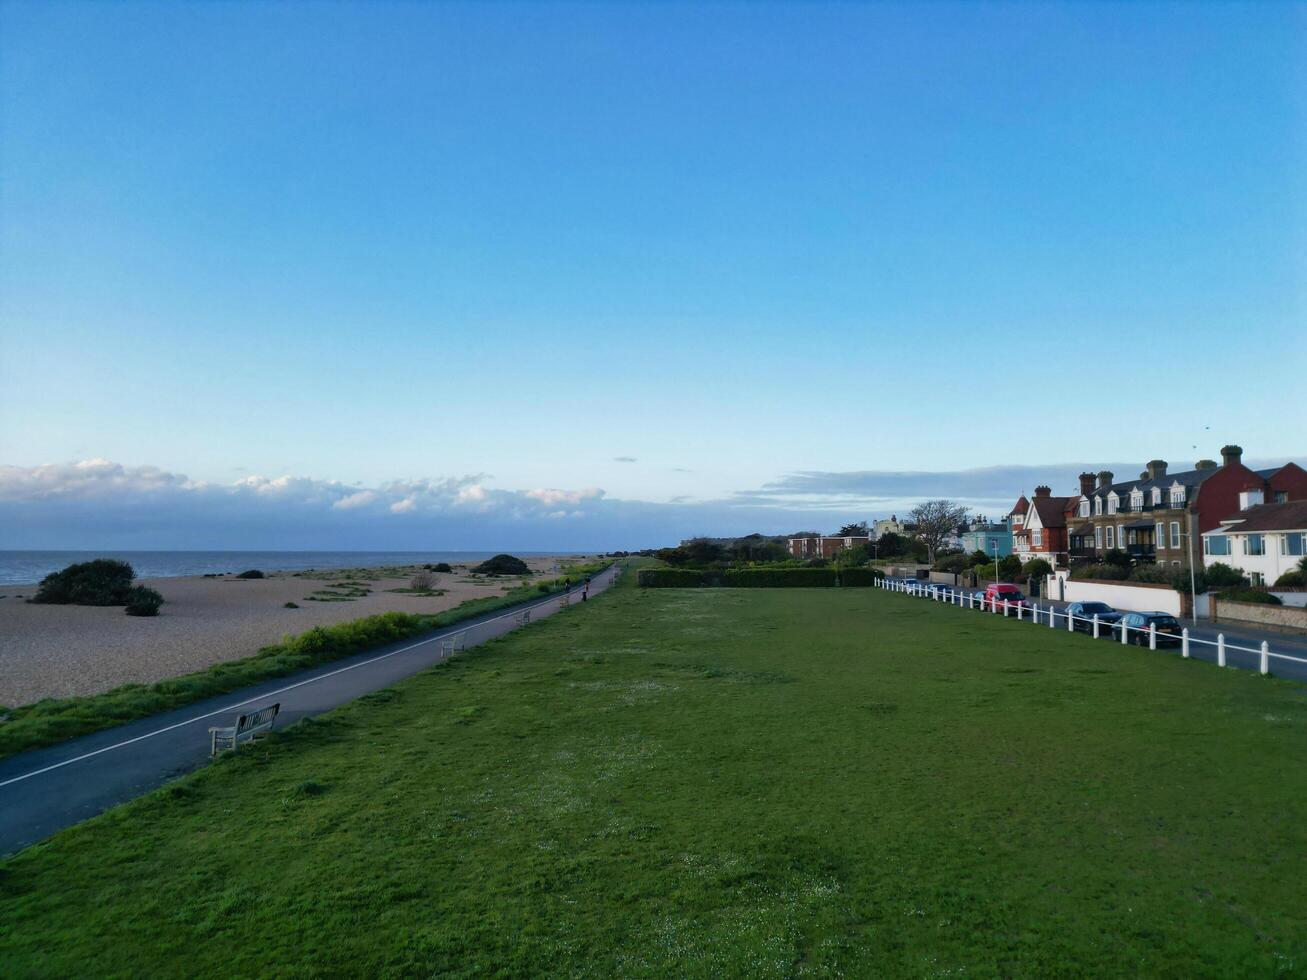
[0,558,583,706]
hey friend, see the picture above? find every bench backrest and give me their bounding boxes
[236,702,280,735]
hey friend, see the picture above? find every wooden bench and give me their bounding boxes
[514,609,531,627]
[209,702,280,756]
[440,632,466,657]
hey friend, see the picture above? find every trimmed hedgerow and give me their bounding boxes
[1216,588,1283,606]
[724,568,838,588]
[637,568,706,588]
[838,567,884,587]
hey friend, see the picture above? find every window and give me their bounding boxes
[1286,533,1307,556]
[1170,487,1185,507]
[1205,535,1231,556]
[1151,488,1162,505]
[1130,491,1143,510]
[1079,499,1089,517]
[1095,526,1102,549]
[1106,526,1115,548]
[1119,526,1126,549]
[1172,561,1181,568]
[1170,522,1181,548]
[1095,498,1102,515]
[1032,528,1042,546]
[1107,495,1118,515]
[1250,571,1265,586]
[1275,491,1289,504]
[1246,534,1264,556]
[1156,523,1166,550]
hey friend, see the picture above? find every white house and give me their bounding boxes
[1202,499,1307,587]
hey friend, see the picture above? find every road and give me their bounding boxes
[0,566,620,856]
[888,580,1307,682]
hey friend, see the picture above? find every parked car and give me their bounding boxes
[982,582,1029,613]
[1112,611,1183,646]
[968,589,987,609]
[1065,601,1124,635]
[927,582,955,599]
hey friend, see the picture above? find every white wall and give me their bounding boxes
[1203,530,1307,587]
[1043,576,1183,616]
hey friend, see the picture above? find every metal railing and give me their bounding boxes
[876,576,1303,676]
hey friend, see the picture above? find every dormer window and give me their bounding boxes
[1130,490,1143,510]
[1170,486,1185,507]
[1094,497,1103,515]
[1151,488,1162,506]
[1079,498,1089,517]
[1107,493,1118,515]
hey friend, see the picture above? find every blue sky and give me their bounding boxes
[2,2,1304,549]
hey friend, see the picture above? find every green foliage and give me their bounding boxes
[1205,562,1249,588]
[637,568,706,588]
[1021,558,1053,580]
[1075,563,1131,582]
[1126,564,1171,583]
[4,583,1305,975]
[934,553,969,573]
[837,522,869,537]
[473,554,531,576]
[284,601,300,609]
[969,549,991,566]
[837,567,884,587]
[31,559,136,606]
[1274,570,1305,588]
[724,568,838,587]
[236,569,265,579]
[1102,549,1130,567]
[123,586,164,617]
[998,554,1022,580]
[1216,588,1283,606]
[430,562,454,573]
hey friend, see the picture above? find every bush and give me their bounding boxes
[968,550,991,567]
[1216,588,1282,605]
[1274,570,1305,588]
[124,586,164,617]
[1021,558,1053,581]
[31,559,136,606]
[1127,565,1170,583]
[934,554,969,573]
[236,569,265,579]
[637,568,705,588]
[473,554,531,576]
[410,571,435,591]
[1102,549,1130,568]
[1075,563,1130,581]
[998,555,1022,580]
[725,568,838,588]
[1204,562,1248,588]
[838,567,884,587]
[433,562,453,573]
[284,601,300,608]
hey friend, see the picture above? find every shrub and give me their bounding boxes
[1021,558,1053,580]
[124,586,164,617]
[1075,564,1130,581]
[637,568,705,588]
[31,559,136,606]
[838,567,884,587]
[998,555,1022,580]
[1127,565,1170,583]
[1102,549,1130,567]
[284,601,300,608]
[1216,588,1282,606]
[968,550,991,567]
[410,571,435,591]
[725,568,838,588]
[433,562,453,573]
[1274,570,1305,588]
[236,569,265,579]
[934,554,969,573]
[473,554,531,576]
[1204,562,1247,588]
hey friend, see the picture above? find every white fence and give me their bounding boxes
[876,576,1306,677]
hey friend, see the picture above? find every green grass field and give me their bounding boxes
[3,574,1306,977]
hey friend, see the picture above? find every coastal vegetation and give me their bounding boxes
[123,586,164,617]
[235,569,265,579]
[29,559,167,617]
[0,561,610,761]
[472,553,532,576]
[2,572,1304,974]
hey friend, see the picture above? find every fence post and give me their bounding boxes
[1121,621,1129,645]
[1017,603,1024,622]
[1092,614,1099,639]
[1217,633,1225,667]
[1149,622,1157,651]
[1181,628,1189,658]
[969,593,975,610]
[1260,641,1270,676]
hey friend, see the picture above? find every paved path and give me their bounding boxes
[0,566,619,856]
[889,581,1307,682]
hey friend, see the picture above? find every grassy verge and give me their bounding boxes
[0,564,609,761]
[3,577,1305,975]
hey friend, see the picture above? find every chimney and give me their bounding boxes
[1078,472,1096,496]
[1097,470,1114,490]
[1034,485,1051,498]
[1146,459,1168,481]
[1195,459,1218,471]
[1220,445,1243,467]
[1140,471,1149,481]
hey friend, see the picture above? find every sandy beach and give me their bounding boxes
[0,557,592,706]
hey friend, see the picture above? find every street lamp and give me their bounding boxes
[992,540,1000,583]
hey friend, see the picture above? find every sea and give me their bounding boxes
[0,551,582,587]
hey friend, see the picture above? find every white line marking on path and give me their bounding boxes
[0,574,612,790]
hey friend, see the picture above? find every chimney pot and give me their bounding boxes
[1097,470,1114,490]
[1146,459,1168,480]
[1195,459,1218,471]
[1034,485,1051,498]
[1220,445,1243,466]
[1078,472,1096,496]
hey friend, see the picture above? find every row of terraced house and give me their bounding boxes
[1006,445,1307,585]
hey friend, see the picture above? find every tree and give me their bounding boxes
[998,554,1022,580]
[837,521,869,537]
[1022,558,1053,581]
[907,500,971,563]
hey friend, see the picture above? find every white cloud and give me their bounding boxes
[333,490,377,510]
[526,487,605,507]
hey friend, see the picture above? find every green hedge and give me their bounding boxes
[637,568,706,588]
[838,567,884,587]
[1217,588,1283,606]
[724,568,838,588]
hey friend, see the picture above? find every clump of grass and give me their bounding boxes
[283,602,299,609]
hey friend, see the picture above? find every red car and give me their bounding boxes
[983,582,1029,613]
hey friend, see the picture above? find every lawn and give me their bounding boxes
[2,575,1306,976]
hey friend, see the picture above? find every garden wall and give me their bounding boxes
[1211,597,1307,631]
[1045,576,1184,616]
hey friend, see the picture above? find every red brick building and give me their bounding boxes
[786,535,870,559]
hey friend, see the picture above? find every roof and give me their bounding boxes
[1029,495,1072,528]
[1124,519,1154,529]
[1069,523,1094,537]
[1083,466,1222,500]
[1214,501,1307,534]
[1009,495,1029,516]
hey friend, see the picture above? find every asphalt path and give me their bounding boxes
[886,580,1307,682]
[0,566,619,856]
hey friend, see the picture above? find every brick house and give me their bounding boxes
[1069,446,1307,571]
[1011,486,1073,565]
[786,535,870,559]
